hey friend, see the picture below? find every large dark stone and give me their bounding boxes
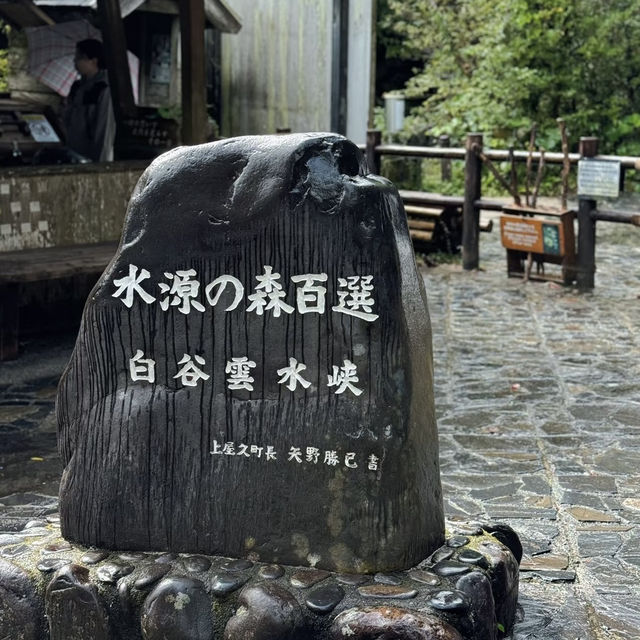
[478,539,520,636]
[57,133,444,572]
[456,572,496,640]
[45,563,109,640]
[0,558,45,640]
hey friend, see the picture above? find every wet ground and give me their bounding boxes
[1,213,639,639]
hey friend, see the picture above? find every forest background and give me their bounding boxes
[379,0,640,154]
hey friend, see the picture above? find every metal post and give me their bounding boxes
[576,137,598,291]
[365,129,381,174]
[439,134,451,182]
[462,133,483,270]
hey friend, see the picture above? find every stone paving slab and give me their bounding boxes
[1,214,639,639]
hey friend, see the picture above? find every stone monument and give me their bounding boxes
[56,132,444,573]
[0,134,521,640]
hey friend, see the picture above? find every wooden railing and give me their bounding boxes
[363,130,640,291]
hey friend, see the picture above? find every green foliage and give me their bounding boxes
[0,50,9,93]
[0,20,10,93]
[380,0,640,155]
[157,104,181,122]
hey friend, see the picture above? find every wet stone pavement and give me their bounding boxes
[1,214,639,639]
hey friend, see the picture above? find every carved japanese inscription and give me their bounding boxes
[56,133,444,572]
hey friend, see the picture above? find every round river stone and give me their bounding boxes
[305,583,345,613]
[335,573,368,586]
[374,572,402,585]
[258,564,284,580]
[141,576,213,640]
[37,558,70,573]
[358,584,418,599]
[183,555,212,572]
[289,569,330,589]
[446,536,470,548]
[211,571,250,596]
[457,549,489,568]
[96,562,134,583]
[431,560,471,577]
[224,582,303,639]
[134,563,171,590]
[429,590,470,611]
[408,569,441,586]
[222,558,253,572]
[81,550,109,565]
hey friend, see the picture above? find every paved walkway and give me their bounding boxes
[1,215,639,639]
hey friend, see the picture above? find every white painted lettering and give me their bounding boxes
[225,357,257,391]
[344,452,358,468]
[327,359,363,396]
[246,266,294,317]
[332,275,379,321]
[205,275,244,310]
[159,269,205,314]
[306,447,320,463]
[324,450,339,466]
[174,354,210,387]
[129,349,156,383]
[277,357,311,391]
[291,273,328,314]
[112,264,156,307]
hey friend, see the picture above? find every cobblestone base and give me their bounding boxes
[0,514,520,640]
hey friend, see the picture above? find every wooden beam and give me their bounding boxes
[17,0,55,26]
[179,0,207,145]
[204,0,241,33]
[96,0,135,118]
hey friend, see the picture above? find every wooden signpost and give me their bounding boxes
[500,205,576,284]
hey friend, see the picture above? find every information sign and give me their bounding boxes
[500,216,565,256]
[22,114,60,143]
[578,159,620,199]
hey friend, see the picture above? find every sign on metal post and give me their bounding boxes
[578,159,621,199]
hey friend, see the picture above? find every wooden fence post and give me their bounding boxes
[439,134,451,182]
[462,133,483,270]
[366,129,381,174]
[179,0,207,145]
[576,136,598,291]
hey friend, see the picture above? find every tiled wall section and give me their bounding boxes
[0,162,148,252]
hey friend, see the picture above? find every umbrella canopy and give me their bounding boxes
[25,19,139,101]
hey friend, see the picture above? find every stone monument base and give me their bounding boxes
[0,517,521,640]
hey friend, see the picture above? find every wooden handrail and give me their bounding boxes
[361,142,640,168]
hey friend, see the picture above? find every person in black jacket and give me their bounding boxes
[63,38,115,162]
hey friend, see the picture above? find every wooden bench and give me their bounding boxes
[0,242,117,360]
[399,190,462,253]
[399,190,493,254]
[404,204,447,246]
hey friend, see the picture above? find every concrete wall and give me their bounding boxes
[0,162,147,252]
[221,0,334,135]
[221,0,373,143]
